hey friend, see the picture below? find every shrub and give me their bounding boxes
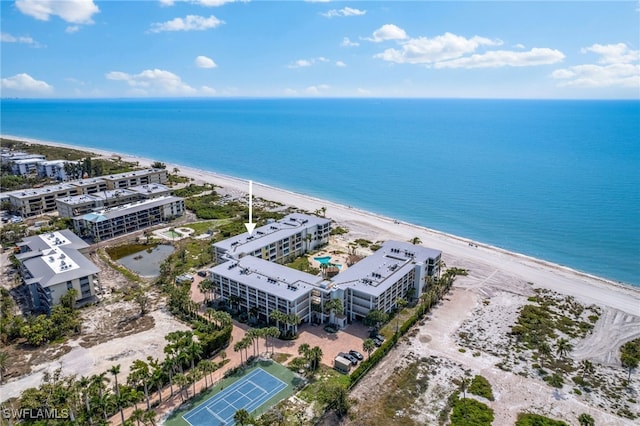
[450,393,494,426]
[515,413,569,426]
[468,375,494,401]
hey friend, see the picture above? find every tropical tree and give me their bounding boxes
[234,340,245,365]
[147,356,164,404]
[363,339,376,359]
[580,359,595,383]
[318,383,350,418]
[173,373,188,403]
[109,364,125,425]
[620,339,640,381]
[308,346,323,372]
[537,341,552,368]
[394,297,408,334]
[555,338,573,359]
[234,408,253,426]
[77,375,94,425]
[198,359,217,389]
[410,237,422,245]
[130,408,146,426]
[187,368,203,397]
[265,327,280,354]
[198,279,212,303]
[128,359,152,410]
[269,310,287,333]
[324,298,344,325]
[364,310,388,334]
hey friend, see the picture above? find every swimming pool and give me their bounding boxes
[314,256,332,265]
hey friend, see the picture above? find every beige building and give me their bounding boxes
[101,168,168,189]
[72,195,185,242]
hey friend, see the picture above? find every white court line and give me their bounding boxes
[206,406,226,424]
[183,369,264,421]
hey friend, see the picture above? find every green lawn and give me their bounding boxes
[164,360,303,426]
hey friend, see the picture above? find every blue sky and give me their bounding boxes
[1,0,639,99]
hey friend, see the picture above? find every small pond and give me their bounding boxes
[115,244,175,278]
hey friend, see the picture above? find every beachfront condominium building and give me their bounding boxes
[6,184,81,217]
[209,215,442,328]
[212,213,331,265]
[15,230,100,313]
[72,195,185,242]
[56,184,173,218]
[331,241,442,321]
[210,255,324,332]
[3,170,167,217]
[101,168,168,189]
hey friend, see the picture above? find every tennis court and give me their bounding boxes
[183,368,287,426]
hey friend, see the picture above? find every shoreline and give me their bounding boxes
[3,134,639,315]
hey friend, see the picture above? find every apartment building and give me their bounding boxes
[69,178,108,194]
[72,195,185,242]
[6,184,80,217]
[15,230,100,313]
[209,225,442,328]
[101,168,168,190]
[213,213,331,264]
[56,189,139,218]
[331,241,442,321]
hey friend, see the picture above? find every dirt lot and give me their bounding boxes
[345,264,640,426]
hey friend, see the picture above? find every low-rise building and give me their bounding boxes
[15,230,100,313]
[210,229,442,329]
[36,160,81,181]
[129,183,173,199]
[6,184,80,217]
[101,168,168,189]
[213,213,331,264]
[72,195,185,241]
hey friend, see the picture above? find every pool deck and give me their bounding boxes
[153,226,194,241]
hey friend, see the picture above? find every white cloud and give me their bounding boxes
[552,42,640,88]
[195,55,217,68]
[341,37,359,47]
[16,0,99,24]
[581,43,640,65]
[305,84,330,95]
[336,61,346,67]
[435,48,565,69]
[1,73,53,93]
[149,15,224,33]
[284,88,298,96]
[105,69,200,96]
[366,24,408,43]
[357,88,372,95]
[321,7,366,18]
[200,86,217,95]
[65,26,80,34]
[160,0,247,6]
[1,32,42,47]
[287,57,330,68]
[374,32,501,64]
[514,43,525,49]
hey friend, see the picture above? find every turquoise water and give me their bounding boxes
[314,256,332,265]
[1,99,638,285]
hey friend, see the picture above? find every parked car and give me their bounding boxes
[373,337,384,347]
[375,334,385,343]
[197,270,208,277]
[339,352,358,365]
[349,350,364,361]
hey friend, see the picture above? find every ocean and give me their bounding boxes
[1,98,639,286]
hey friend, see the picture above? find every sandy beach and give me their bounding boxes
[6,135,638,315]
[3,135,640,424]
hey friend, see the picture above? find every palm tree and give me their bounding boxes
[580,359,595,383]
[109,364,125,425]
[410,237,422,245]
[234,340,245,365]
[298,343,311,359]
[173,373,188,403]
[128,359,152,411]
[363,339,376,359]
[308,346,323,372]
[0,351,8,384]
[578,413,595,426]
[269,310,287,333]
[395,297,408,334]
[286,313,301,335]
[142,409,157,426]
[130,408,146,426]
[266,326,280,354]
[187,368,203,398]
[324,298,344,325]
[198,359,217,389]
[147,356,164,404]
[198,279,212,303]
[234,408,253,426]
[77,375,94,425]
[249,306,260,324]
[537,341,552,368]
[556,338,573,359]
